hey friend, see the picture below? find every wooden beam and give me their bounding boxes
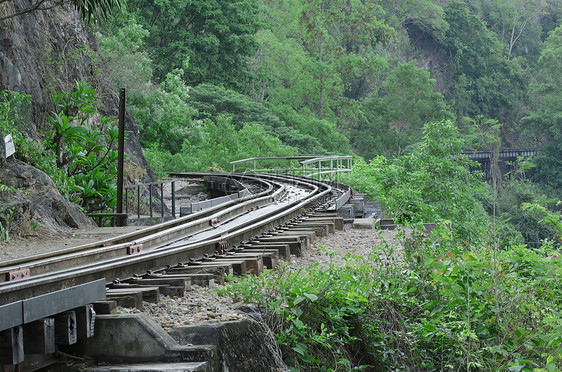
[23,319,55,354]
[74,305,95,339]
[55,312,77,346]
[0,326,24,365]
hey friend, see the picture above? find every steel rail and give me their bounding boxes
[0,174,334,307]
[0,174,275,270]
[0,177,286,281]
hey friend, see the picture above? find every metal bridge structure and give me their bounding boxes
[462,149,536,180]
[462,149,536,161]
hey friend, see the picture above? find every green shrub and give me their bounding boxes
[219,227,562,371]
[1,83,119,213]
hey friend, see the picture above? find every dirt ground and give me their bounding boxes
[0,225,149,262]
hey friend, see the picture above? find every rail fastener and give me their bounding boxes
[127,244,143,255]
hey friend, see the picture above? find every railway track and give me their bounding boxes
[0,172,352,369]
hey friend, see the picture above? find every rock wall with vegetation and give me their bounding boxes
[0,0,153,233]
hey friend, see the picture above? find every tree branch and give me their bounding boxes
[0,0,68,21]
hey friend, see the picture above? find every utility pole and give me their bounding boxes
[116,88,125,226]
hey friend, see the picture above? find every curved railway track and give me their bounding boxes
[0,172,352,369]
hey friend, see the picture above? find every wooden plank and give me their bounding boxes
[241,249,279,269]
[253,239,304,256]
[23,319,55,354]
[306,217,344,230]
[157,273,216,287]
[216,254,263,275]
[243,243,290,259]
[166,265,232,282]
[203,260,246,275]
[92,300,117,315]
[300,221,335,234]
[74,305,95,339]
[106,287,159,303]
[0,326,24,365]
[55,311,77,346]
[125,277,189,296]
[105,290,144,308]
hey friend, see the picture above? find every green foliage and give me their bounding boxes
[220,229,562,371]
[357,60,452,158]
[0,83,118,213]
[188,83,351,155]
[125,0,260,90]
[96,15,153,95]
[349,120,486,240]
[532,145,562,191]
[132,68,198,154]
[479,180,562,249]
[183,116,298,170]
[0,0,125,23]
[440,1,530,125]
[42,81,119,212]
[218,259,380,370]
[521,25,562,186]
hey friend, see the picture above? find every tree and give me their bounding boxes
[357,60,451,158]
[350,120,486,240]
[440,1,529,131]
[487,0,548,59]
[521,25,562,188]
[126,0,260,90]
[0,0,125,22]
[297,0,393,119]
[187,83,351,154]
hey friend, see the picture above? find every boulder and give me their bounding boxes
[0,158,96,233]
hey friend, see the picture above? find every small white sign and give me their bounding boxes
[4,134,15,158]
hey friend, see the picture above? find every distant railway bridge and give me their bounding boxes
[462,149,536,180]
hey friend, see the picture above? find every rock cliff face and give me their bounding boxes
[0,1,154,231]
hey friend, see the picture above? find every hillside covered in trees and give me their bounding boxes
[1,0,562,369]
[96,0,561,180]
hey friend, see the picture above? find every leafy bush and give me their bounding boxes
[219,226,562,371]
[347,120,487,241]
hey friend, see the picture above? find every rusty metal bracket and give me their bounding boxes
[7,268,30,281]
[127,244,143,255]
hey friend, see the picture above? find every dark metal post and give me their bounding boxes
[160,183,164,217]
[171,181,176,218]
[137,185,140,219]
[149,184,153,218]
[116,88,126,226]
[125,188,129,215]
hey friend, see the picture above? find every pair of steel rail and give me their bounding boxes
[0,173,349,342]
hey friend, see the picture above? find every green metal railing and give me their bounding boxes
[230,155,352,181]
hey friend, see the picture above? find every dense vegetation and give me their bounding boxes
[96,0,561,168]
[1,0,561,369]
[0,83,119,213]
[221,121,562,371]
